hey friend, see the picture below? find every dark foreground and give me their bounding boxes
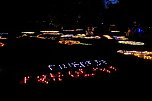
[0,38,152,99]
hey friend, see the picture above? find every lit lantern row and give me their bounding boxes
[70,33,101,39]
[40,31,62,36]
[21,66,117,85]
[82,36,101,39]
[36,34,59,40]
[118,41,145,45]
[48,59,108,71]
[117,50,152,60]
[20,59,117,85]
[17,31,62,39]
[58,40,80,45]
[72,34,86,38]
[58,40,92,46]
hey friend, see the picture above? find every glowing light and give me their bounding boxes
[134,27,144,33]
[83,36,101,39]
[79,43,92,45]
[0,42,5,47]
[58,40,92,45]
[117,50,152,61]
[0,37,7,39]
[62,30,75,32]
[37,34,59,40]
[20,59,117,85]
[103,35,113,39]
[40,31,59,33]
[60,34,74,38]
[111,31,120,33]
[72,34,86,38]
[48,59,111,71]
[118,41,145,45]
[113,36,128,40]
[43,33,62,35]
[58,40,80,45]
[21,32,35,34]
[24,76,30,84]
[21,66,117,85]
[39,31,62,36]
[104,0,119,9]
[75,29,83,31]
[0,33,8,39]
[72,34,101,39]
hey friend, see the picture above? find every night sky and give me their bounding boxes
[0,0,151,31]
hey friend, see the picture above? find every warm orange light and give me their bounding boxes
[0,42,5,47]
[117,50,152,60]
[103,35,113,39]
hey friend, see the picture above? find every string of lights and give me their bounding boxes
[20,59,117,85]
[58,40,92,45]
[117,50,152,60]
[118,41,145,45]
[48,59,108,71]
[21,66,117,85]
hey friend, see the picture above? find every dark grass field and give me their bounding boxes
[0,38,152,98]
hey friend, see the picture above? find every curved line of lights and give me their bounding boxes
[20,59,117,85]
[48,59,108,71]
